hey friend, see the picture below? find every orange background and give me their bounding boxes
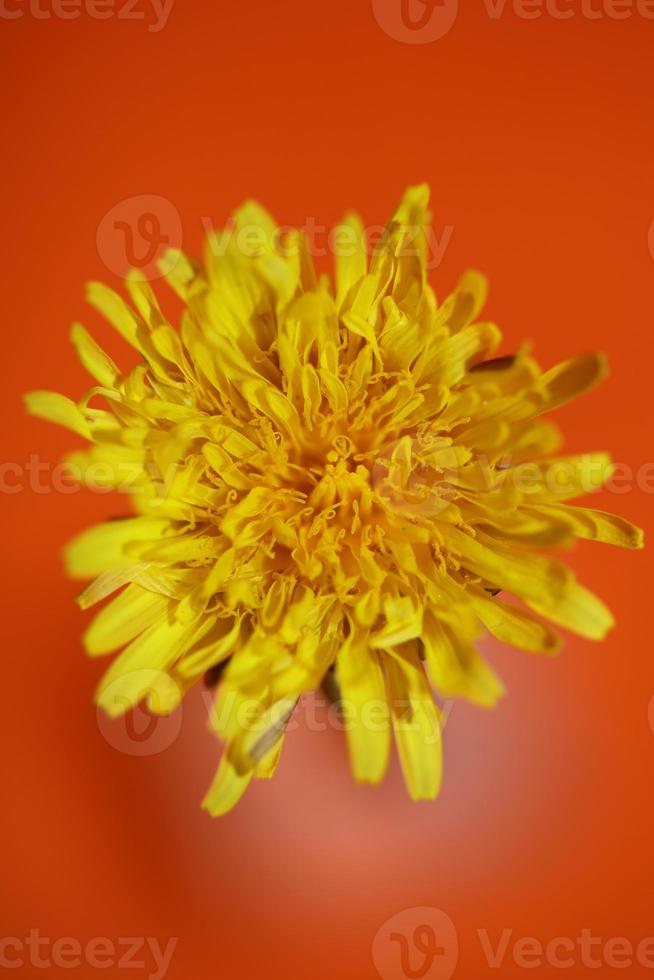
[2,2,653,977]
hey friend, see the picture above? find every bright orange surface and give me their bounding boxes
[2,3,653,978]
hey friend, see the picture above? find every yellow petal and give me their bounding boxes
[471,590,561,655]
[83,584,169,656]
[86,281,144,351]
[125,269,166,327]
[391,182,431,228]
[353,589,381,629]
[70,322,120,388]
[177,616,242,679]
[335,213,368,308]
[535,504,644,550]
[145,670,185,715]
[77,564,194,609]
[540,352,607,413]
[228,697,298,776]
[528,580,614,640]
[440,525,570,605]
[444,269,489,333]
[369,596,423,649]
[507,453,613,501]
[64,517,172,579]
[24,390,91,440]
[419,322,500,388]
[336,630,390,784]
[158,247,198,300]
[385,647,442,801]
[422,613,505,707]
[96,615,214,717]
[202,753,253,817]
[254,737,285,779]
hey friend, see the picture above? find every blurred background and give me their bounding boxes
[1,1,653,977]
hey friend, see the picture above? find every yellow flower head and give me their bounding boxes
[26,186,643,814]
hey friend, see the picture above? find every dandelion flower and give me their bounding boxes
[26,186,643,814]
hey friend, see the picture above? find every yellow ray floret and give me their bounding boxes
[26,185,644,815]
